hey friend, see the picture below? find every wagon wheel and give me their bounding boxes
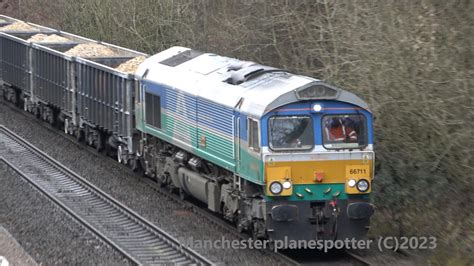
[87,131,95,147]
[75,128,83,142]
[26,100,33,113]
[23,98,28,111]
[32,106,40,118]
[46,110,55,125]
[104,143,113,157]
[117,145,124,164]
[41,107,48,121]
[95,132,104,152]
[64,119,69,134]
[11,91,18,105]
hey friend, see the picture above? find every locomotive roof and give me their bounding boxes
[136,46,370,118]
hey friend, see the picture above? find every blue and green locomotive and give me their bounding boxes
[134,47,375,241]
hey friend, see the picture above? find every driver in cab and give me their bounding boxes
[326,117,358,142]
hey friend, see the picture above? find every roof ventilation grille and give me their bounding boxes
[159,49,203,67]
[224,62,279,85]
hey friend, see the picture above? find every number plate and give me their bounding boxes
[346,165,370,178]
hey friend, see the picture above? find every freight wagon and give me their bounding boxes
[0,15,146,154]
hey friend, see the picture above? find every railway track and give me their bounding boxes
[345,251,372,265]
[140,174,301,265]
[1,101,372,265]
[144,179,372,265]
[0,125,212,265]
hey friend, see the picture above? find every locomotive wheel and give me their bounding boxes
[157,176,166,187]
[251,221,261,240]
[251,220,267,241]
[167,184,177,194]
[130,157,140,172]
[222,205,236,224]
[156,174,167,187]
[236,221,245,233]
[139,157,147,175]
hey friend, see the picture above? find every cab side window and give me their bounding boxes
[248,118,260,152]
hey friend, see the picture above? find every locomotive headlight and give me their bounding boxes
[356,179,370,192]
[312,104,322,112]
[282,181,292,189]
[270,182,283,195]
[348,179,357,188]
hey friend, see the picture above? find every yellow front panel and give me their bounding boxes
[265,160,373,184]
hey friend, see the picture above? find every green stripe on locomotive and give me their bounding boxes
[136,101,264,185]
[267,184,370,201]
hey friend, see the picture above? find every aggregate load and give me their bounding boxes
[115,56,146,73]
[0,19,6,23]
[0,21,38,32]
[27,33,70,43]
[64,43,117,57]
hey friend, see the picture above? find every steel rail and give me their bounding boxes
[0,125,212,266]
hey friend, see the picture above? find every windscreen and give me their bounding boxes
[322,114,367,149]
[269,116,313,150]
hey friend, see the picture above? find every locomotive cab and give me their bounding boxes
[254,84,375,242]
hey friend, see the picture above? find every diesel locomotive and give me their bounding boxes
[0,16,374,243]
